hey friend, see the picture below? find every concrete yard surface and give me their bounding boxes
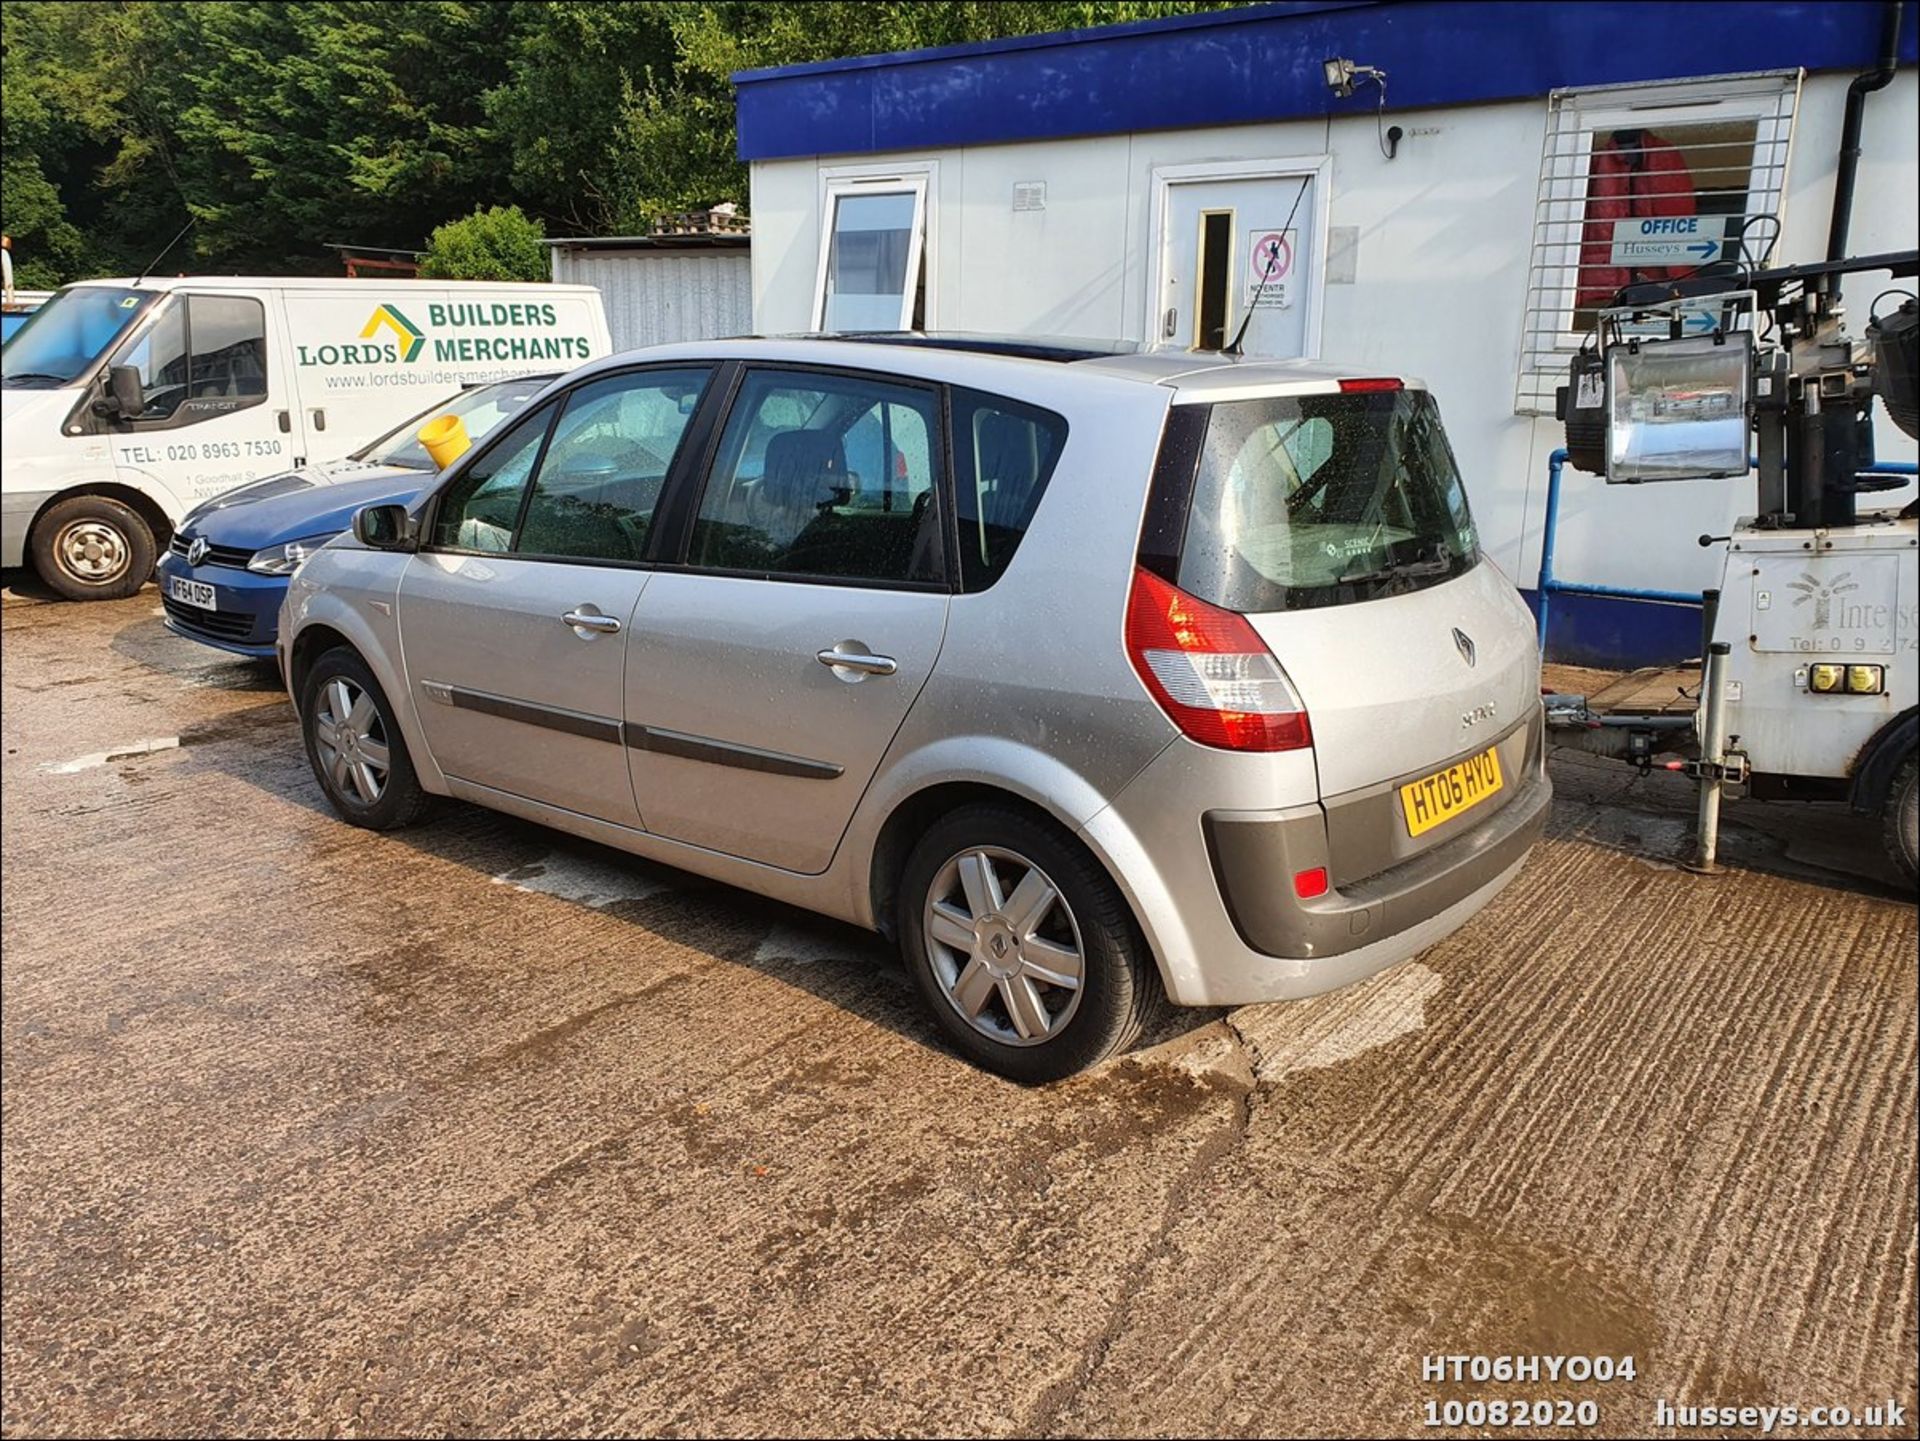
[3,584,1916,1438]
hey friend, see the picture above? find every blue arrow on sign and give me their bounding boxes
[1688,241,1719,258]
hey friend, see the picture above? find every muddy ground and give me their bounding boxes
[3,581,1915,1438]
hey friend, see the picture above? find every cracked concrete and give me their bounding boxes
[3,583,1916,1437]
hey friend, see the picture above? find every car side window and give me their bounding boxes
[428,402,556,552]
[950,388,1068,592]
[516,368,710,563]
[690,370,944,585]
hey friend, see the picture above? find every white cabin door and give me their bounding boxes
[1157,172,1317,359]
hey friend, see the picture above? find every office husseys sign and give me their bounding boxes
[296,303,595,369]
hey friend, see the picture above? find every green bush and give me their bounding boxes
[417,205,547,283]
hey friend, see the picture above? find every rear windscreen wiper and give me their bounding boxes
[1336,556,1451,586]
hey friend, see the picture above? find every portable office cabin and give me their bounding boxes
[735,0,1920,667]
[545,232,754,354]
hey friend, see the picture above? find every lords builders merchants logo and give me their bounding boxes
[295,301,593,369]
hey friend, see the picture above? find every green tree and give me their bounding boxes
[163,1,525,270]
[483,1,681,234]
[0,0,1248,278]
[628,2,1246,223]
[417,203,547,281]
[1,0,139,283]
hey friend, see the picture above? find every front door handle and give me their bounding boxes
[817,646,897,677]
[563,609,621,635]
[311,407,326,432]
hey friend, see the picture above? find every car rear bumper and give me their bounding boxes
[1205,759,1549,961]
[154,551,283,658]
[1205,713,1548,961]
[1080,706,1551,1008]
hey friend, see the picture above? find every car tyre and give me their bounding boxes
[1884,753,1918,888]
[300,646,433,831]
[897,804,1157,1083]
[31,495,155,601]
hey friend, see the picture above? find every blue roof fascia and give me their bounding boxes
[730,1,1371,84]
[734,0,1920,161]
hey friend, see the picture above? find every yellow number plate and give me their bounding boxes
[1400,746,1504,837]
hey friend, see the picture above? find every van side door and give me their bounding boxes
[104,291,296,516]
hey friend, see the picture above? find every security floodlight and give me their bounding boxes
[1323,56,1387,98]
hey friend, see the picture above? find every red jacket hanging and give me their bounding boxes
[1576,130,1698,307]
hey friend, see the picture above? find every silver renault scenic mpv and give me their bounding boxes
[280,336,1549,1081]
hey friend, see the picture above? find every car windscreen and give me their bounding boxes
[1176,388,1480,613]
[354,375,552,469]
[1,286,154,387]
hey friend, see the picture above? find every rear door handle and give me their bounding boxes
[817,646,897,677]
[563,610,621,635]
[311,408,326,432]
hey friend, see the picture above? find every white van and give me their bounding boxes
[1,276,611,598]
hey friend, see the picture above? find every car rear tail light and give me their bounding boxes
[1124,567,1312,752]
[1337,377,1404,393]
[1292,866,1329,899]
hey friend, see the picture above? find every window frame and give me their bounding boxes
[671,361,955,595]
[1514,69,1800,416]
[105,291,273,432]
[811,163,935,333]
[417,361,731,568]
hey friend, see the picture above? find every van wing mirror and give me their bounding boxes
[102,364,144,420]
[352,503,416,551]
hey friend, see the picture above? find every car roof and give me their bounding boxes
[585,334,1422,399]
[795,332,1142,363]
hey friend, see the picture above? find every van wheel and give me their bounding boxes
[897,805,1156,1083]
[31,495,156,601]
[299,647,433,831]
[1885,754,1918,888]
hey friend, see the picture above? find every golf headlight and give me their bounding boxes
[247,532,341,575]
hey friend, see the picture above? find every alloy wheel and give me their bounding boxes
[313,677,391,805]
[923,846,1085,1046]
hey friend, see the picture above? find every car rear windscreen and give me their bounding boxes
[1175,389,1479,612]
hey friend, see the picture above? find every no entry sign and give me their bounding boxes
[1246,228,1294,309]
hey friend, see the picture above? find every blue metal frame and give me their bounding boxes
[1534,448,1920,652]
[734,0,1918,162]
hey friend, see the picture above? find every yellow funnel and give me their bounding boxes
[418,413,471,469]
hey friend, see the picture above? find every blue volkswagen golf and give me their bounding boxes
[157,374,554,657]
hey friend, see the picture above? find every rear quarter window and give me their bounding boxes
[950,388,1068,592]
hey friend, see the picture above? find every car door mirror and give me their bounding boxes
[352,503,416,551]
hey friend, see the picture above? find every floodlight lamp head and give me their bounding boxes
[1322,57,1387,98]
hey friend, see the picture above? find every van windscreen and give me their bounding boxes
[2,286,153,387]
[1175,389,1479,612]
